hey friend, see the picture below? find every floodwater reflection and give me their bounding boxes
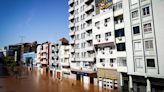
[0,68,118,92]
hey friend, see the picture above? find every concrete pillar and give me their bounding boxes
[146,78,151,92]
[14,51,17,62]
[52,70,55,78]
[120,73,124,86]
[129,75,133,92]
[119,73,124,92]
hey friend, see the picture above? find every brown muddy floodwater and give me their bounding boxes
[0,68,118,92]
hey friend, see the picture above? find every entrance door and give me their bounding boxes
[76,74,81,80]
[90,77,93,84]
[57,72,61,79]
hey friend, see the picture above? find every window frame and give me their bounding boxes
[146,58,155,68]
[142,5,150,17]
[143,22,152,33]
[145,39,154,50]
[133,25,140,35]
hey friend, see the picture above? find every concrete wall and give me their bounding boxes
[152,0,164,78]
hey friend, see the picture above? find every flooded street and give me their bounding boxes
[0,67,118,92]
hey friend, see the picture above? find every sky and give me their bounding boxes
[0,0,69,47]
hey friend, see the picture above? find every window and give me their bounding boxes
[115,28,125,37]
[134,41,142,51]
[96,34,101,42]
[147,59,155,67]
[105,17,110,24]
[132,10,139,19]
[100,59,105,62]
[135,58,143,68]
[145,40,153,50]
[143,23,152,33]
[118,57,127,66]
[142,6,150,16]
[105,32,111,38]
[113,1,122,11]
[95,21,100,29]
[131,0,138,5]
[133,26,140,34]
[114,15,123,24]
[116,43,126,51]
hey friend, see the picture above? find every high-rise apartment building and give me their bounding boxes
[93,0,124,89]
[69,0,97,84]
[123,0,164,92]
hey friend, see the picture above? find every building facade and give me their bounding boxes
[69,0,97,84]
[68,0,164,91]
[93,0,124,89]
[122,0,164,92]
[36,42,55,68]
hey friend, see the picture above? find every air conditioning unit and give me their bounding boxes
[109,50,113,54]
[102,63,105,66]
[105,37,108,41]
[104,23,108,27]
[101,50,104,54]
[110,63,113,67]
[97,26,100,29]
[97,39,100,42]
[118,37,122,41]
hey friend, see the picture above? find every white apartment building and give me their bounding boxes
[36,42,55,69]
[122,0,164,92]
[69,0,97,84]
[58,38,71,79]
[93,0,125,90]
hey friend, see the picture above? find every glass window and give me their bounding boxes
[134,41,142,51]
[132,10,139,19]
[135,58,143,68]
[142,6,150,16]
[143,23,152,33]
[105,32,111,37]
[96,34,101,40]
[116,43,126,51]
[133,26,140,34]
[147,59,155,67]
[118,57,127,66]
[145,40,153,50]
[115,28,125,37]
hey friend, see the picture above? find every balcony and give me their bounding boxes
[68,0,74,5]
[69,6,74,13]
[115,21,124,29]
[86,34,92,41]
[41,49,47,53]
[85,5,94,14]
[86,45,94,51]
[85,24,92,31]
[85,14,93,22]
[71,66,96,73]
[41,54,47,59]
[70,39,75,45]
[69,22,75,28]
[69,14,74,21]
[69,30,75,36]
[85,0,93,5]
[82,67,96,73]
[61,62,70,67]
[85,56,95,62]
[41,60,48,65]
[70,47,75,52]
